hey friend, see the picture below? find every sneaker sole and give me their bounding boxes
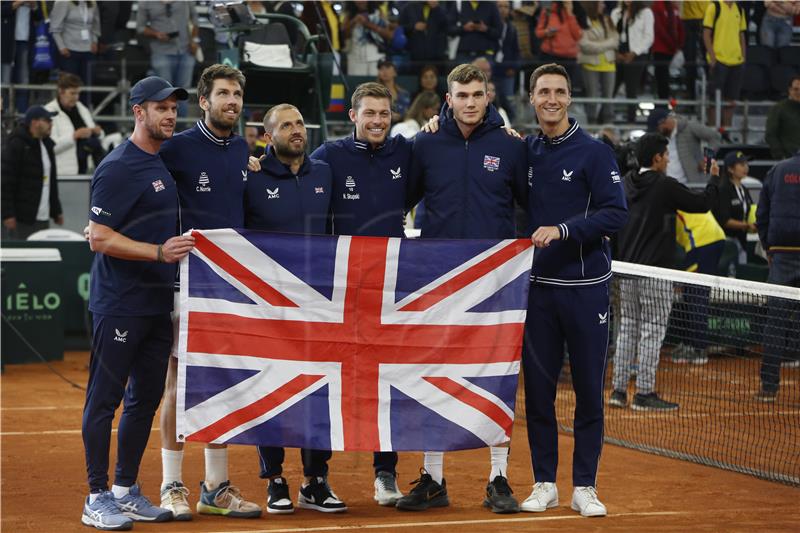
[631,404,678,412]
[81,515,133,531]
[196,503,262,518]
[267,506,295,515]
[396,495,449,511]
[608,400,626,408]
[520,499,558,513]
[571,502,607,517]
[122,511,173,522]
[296,500,347,513]
[375,494,402,506]
[483,498,520,514]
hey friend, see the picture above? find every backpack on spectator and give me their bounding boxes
[708,0,745,37]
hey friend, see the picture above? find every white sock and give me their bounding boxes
[89,493,100,504]
[423,452,444,484]
[111,485,130,499]
[489,446,509,480]
[161,448,184,490]
[204,447,228,491]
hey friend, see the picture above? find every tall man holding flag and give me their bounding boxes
[521,63,628,517]
[158,64,262,520]
[399,63,528,514]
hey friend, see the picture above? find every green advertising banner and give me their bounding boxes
[1,248,65,363]
[3,241,94,350]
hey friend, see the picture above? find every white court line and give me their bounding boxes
[1,405,84,411]
[207,511,689,533]
[1,427,159,436]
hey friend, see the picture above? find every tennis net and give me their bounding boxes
[553,261,800,486]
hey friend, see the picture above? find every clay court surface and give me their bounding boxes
[2,352,798,532]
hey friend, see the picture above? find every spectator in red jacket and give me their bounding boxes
[652,0,684,100]
[536,1,583,84]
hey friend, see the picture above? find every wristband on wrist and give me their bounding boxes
[157,244,164,263]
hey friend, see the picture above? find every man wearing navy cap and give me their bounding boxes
[1,105,63,240]
[81,76,195,531]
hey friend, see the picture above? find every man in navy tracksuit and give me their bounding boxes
[157,65,261,520]
[756,150,800,400]
[82,76,192,531]
[520,64,628,518]
[310,82,411,506]
[398,63,528,514]
[246,104,346,514]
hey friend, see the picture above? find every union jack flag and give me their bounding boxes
[176,229,533,451]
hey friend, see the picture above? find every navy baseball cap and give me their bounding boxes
[646,108,674,132]
[723,150,750,167]
[24,105,58,124]
[129,76,188,106]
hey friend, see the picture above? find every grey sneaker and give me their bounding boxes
[632,392,678,411]
[115,484,173,522]
[81,491,133,531]
[608,390,627,408]
[374,471,403,506]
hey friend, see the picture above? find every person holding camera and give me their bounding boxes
[44,72,106,175]
[137,1,200,117]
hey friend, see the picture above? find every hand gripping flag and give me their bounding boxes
[176,229,533,451]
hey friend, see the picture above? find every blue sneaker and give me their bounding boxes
[81,491,133,531]
[115,484,173,522]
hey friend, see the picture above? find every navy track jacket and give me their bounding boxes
[408,104,528,239]
[311,133,412,238]
[757,152,800,252]
[526,119,628,286]
[244,146,333,234]
[160,120,249,233]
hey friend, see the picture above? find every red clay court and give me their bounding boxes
[2,351,798,533]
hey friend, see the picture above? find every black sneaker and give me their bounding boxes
[297,477,347,513]
[609,390,627,408]
[632,392,679,411]
[267,477,293,514]
[395,469,449,511]
[483,475,519,514]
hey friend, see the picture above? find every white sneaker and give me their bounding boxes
[520,482,558,512]
[160,481,192,521]
[571,486,607,517]
[373,471,403,506]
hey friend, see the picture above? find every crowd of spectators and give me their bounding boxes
[1,0,799,177]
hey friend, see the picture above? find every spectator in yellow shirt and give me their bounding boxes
[703,1,746,129]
